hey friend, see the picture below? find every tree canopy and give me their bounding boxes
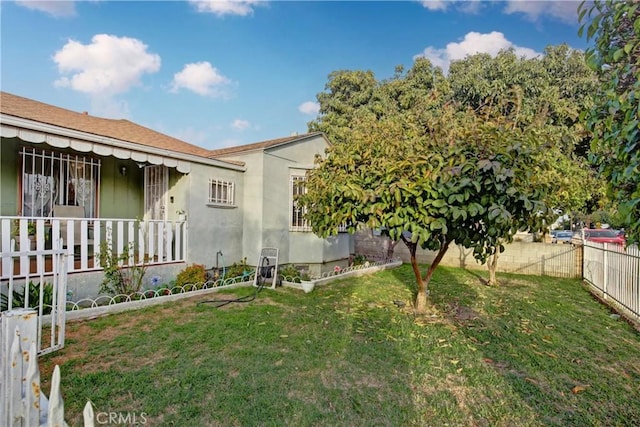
[579,0,640,244]
[301,60,557,312]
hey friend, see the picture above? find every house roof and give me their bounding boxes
[0,91,214,159]
[208,132,328,158]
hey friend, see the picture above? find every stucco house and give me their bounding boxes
[0,91,351,298]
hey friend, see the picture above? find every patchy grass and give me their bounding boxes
[40,265,640,426]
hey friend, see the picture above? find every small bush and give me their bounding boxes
[352,254,367,266]
[278,264,311,283]
[98,241,148,295]
[176,264,206,288]
[226,258,250,279]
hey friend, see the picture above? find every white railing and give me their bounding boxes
[0,216,187,277]
[0,312,94,426]
[583,241,640,320]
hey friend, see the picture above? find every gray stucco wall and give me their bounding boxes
[183,161,245,269]
[219,135,351,268]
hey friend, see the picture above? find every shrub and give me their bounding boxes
[176,264,206,288]
[352,254,367,266]
[98,241,148,295]
[278,264,311,282]
[1,281,54,314]
[226,257,250,279]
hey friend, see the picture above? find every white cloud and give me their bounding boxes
[298,101,320,115]
[414,31,541,74]
[15,0,76,17]
[189,0,265,17]
[53,34,161,95]
[419,0,448,11]
[503,0,583,24]
[170,62,233,97]
[231,119,250,130]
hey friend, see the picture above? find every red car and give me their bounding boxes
[583,229,626,245]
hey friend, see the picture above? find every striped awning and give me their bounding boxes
[1,124,191,173]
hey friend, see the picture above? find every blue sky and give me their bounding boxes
[1,1,589,150]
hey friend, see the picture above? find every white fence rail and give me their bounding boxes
[0,216,186,277]
[0,245,68,355]
[583,242,640,321]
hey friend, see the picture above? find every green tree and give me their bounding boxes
[448,46,601,217]
[301,61,552,312]
[579,0,640,244]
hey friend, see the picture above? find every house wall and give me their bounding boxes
[218,135,351,270]
[99,157,144,219]
[183,161,244,269]
[266,137,350,271]
[0,137,19,216]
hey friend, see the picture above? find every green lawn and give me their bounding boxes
[41,265,640,426]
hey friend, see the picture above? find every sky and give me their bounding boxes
[1,0,591,150]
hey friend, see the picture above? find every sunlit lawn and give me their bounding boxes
[41,265,640,426]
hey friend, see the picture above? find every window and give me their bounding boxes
[208,179,235,206]
[144,165,168,220]
[20,147,100,218]
[290,175,310,231]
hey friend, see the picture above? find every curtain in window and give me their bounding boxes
[21,148,100,218]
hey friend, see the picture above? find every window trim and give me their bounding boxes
[207,178,236,208]
[290,174,311,232]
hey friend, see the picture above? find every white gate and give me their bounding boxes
[0,243,68,355]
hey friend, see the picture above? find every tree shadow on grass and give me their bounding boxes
[385,263,640,425]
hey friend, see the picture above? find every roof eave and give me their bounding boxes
[211,131,330,158]
[1,114,246,172]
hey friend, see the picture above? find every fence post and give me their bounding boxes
[1,308,38,426]
[603,243,608,300]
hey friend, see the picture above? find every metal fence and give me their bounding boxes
[583,241,640,321]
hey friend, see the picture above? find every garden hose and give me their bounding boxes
[198,256,270,308]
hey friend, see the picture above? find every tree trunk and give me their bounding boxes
[386,239,400,261]
[401,236,451,314]
[487,251,499,286]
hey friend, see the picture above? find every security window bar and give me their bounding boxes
[208,179,235,206]
[144,165,169,220]
[290,175,311,232]
[20,147,100,218]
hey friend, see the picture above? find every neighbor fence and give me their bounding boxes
[583,241,640,321]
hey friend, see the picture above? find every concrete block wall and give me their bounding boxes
[354,228,581,279]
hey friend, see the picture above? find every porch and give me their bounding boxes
[0,216,187,278]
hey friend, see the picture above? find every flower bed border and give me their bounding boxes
[48,260,402,324]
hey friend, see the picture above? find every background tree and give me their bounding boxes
[447,46,601,218]
[301,61,552,311]
[579,0,640,244]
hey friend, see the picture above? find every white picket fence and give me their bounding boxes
[0,310,94,426]
[583,241,640,321]
[0,244,95,426]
